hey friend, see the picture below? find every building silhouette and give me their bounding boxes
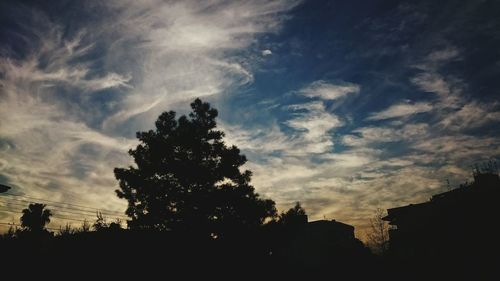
[383,170,500,278]
[271,215,371,276]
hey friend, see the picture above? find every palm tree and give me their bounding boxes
[20,203,52,232]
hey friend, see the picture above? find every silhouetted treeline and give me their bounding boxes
[1,215,375,278]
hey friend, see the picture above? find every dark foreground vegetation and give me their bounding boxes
[1,218,375,278]
[1,99,499,279]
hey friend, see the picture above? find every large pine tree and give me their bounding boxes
[114,98,276,237]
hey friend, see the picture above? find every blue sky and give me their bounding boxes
[1,0,500,233]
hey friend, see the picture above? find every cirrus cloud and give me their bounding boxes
[367,102,433,121]
[299,80,360,101]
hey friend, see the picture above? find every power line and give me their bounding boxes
[0,221,60,231]
[0,200,129,221]
[0,202,128,230]
[0,206,98,224]
[2,192,126,215]
[0,207,126,231]
[0,200,127,220]
[1,201,96,219]
[0,208,98,223]
[0,194,128,219]
[0,193,130,232]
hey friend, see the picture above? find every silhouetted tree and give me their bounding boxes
[278,202,307,226]
[114,98,277,237]
[20,203,52,233]
[1,224,17,239]
[366,208,389,255]
[80,219,91,233]
[93,212,107,231]
[92,212,122,232]
[107,219,123,231]
[58,223,76,236]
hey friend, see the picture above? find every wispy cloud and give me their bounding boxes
[411,72,452,97]
[0,0,300,227]
[0,39,130,94]
[427,46,460,62]
[439,101,500,130]
[342,123,430,146]
[242,45,500,232]
[299,80,360,101]
[100,0,301,131]
[262,49,273,56]
[1,1,499,236]
[409,47,500,131]
[284,101,342,154]
[367,102,432,121]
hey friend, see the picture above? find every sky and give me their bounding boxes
[1,0,500,235]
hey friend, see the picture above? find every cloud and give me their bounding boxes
[0,91,135,225]
[0,0,300,228]
[97,0,300,131]
[413,135,500,161]
[219,68,498,237]
[243,135,450,234]
[439,101,500,131]
[221,122,290,153]
[427,47,460,62]
[409,47,500,131]
[0,43,130,94]
[342,123,429,146]
[220,75,462,232]
[286,101,342,139]
[410,48,464,109]
[2,1,499,237]
[262,49,272,56]
[299,80,360,101]
[223,80,353,156]
[223,100,343,156]
[82,73,132,92]
[367,102,433,120]
[237,13,500,236]
[411,72,451,97]
[319,150,376,168]
[412,46,461,71]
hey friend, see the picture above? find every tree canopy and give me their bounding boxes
[20,203,52,232]
[278,202,307,226]
[114,98,277,237]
